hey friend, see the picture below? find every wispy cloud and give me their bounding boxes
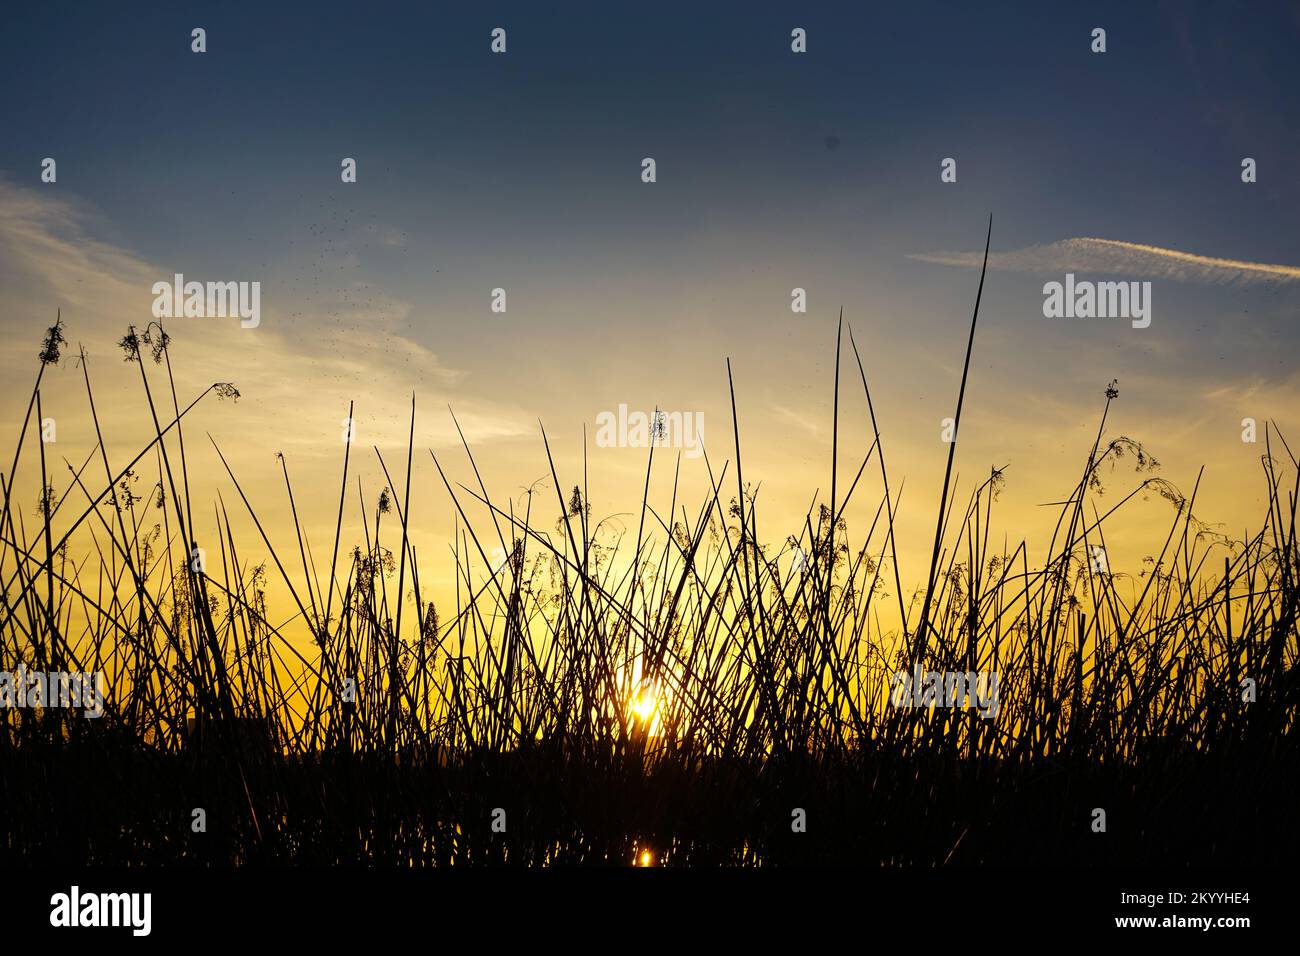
[909,237,1300,285]
[0,176,531,455]
[769,403,822,438]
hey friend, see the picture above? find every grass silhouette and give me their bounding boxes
[2,235,1297,866]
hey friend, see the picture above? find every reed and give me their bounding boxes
[2,244,1296,866]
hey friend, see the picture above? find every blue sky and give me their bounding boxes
[6,1,1298,271]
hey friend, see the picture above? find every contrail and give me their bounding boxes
[909,237,1300,285]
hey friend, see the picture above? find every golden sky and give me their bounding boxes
[3,177,1297,639]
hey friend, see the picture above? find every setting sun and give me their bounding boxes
[630,690,657,723]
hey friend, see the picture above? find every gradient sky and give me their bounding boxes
[3,1,1298,621]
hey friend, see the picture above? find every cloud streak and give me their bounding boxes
[909,237,1300,285]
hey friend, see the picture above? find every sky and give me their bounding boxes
[2,1,1298,624]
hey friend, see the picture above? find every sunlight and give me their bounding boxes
[628,683,669,738]
[631,688,657,723]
